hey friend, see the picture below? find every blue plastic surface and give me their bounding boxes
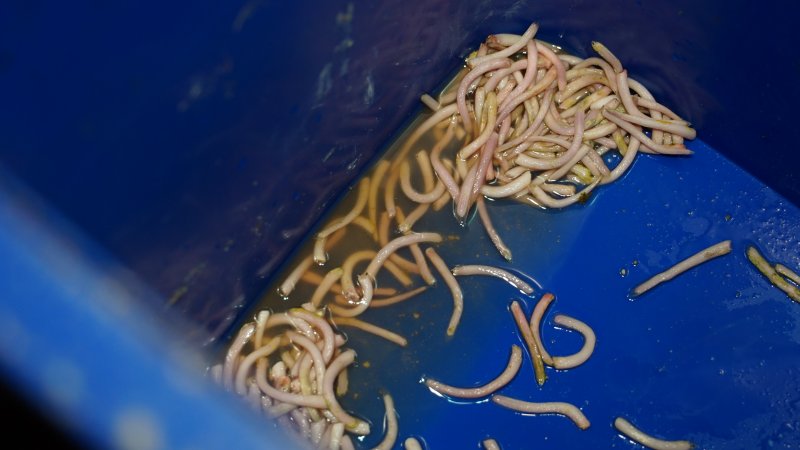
[1,0,798,342]
[0,174,298,449]
[234,141,800,450]
[1,0,799,448]
[302,139,800,449]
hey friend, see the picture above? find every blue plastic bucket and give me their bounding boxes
[0,0,798,448]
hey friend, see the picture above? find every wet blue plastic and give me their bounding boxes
[326,139,800,449]
[0,0,799,448]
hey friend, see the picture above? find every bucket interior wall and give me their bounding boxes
[1,0,797,344]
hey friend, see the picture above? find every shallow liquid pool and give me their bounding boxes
[229,132,800,450]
